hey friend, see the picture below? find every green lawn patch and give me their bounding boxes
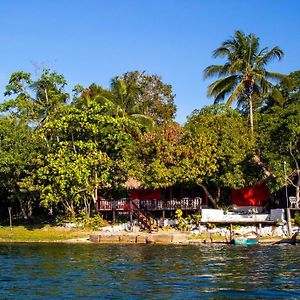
[0,225,92,242]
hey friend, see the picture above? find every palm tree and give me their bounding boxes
[110,77,155,129]
[77,80,155,130]
[204,30,286,133]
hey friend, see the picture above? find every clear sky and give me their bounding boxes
[0,0,299,123]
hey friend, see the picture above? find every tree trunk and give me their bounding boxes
[18,198,28,220]
[249,95,254,135]
[253,154,273,178]
[198,184,220,208]
[62,201,76,219]
[83,196,91,218]
[289,143,300,204]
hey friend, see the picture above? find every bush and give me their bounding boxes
[175,209,201,231]
[55,212,108,230]
[79,214,108,230]
[294,213,300,226]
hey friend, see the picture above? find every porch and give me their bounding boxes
[97,197,203,212]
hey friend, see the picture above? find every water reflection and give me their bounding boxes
[0,243,299,299]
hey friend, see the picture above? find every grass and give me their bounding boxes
[188,232,228,241]
[0,225,93,242]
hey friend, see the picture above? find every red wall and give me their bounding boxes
[232,184,269,206]
[130,189,161,200]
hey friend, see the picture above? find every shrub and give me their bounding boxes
[294,213,300,226]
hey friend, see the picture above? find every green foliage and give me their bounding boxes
[74,82,154,131]
[175,209,189,231]
[112,71,176,124]
[0,61,298,221]
[294,213,300,226]
[257,71,300,192]
[175,209,201,231]
[0,117,41,218]
[75,213,108,230]
[22,102,140,217]
[183,105,257,207]
[204,30,286,132]
[1,69,68,127]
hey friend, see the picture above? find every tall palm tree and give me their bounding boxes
[204,30,286,133]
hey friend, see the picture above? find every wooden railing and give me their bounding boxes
[97,197,202,211]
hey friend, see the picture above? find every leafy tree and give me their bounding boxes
[183,105,256,207]
[111,71,176,124]
[73,82,155,131]
[257,71,300,202]
[1,71,33,120]
[204,30,286,133]
[137,122,185,188]
[1,69,69,127]
[23,103,141,217]
[0,117,40,219]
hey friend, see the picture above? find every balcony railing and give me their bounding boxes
[97,197,202,211]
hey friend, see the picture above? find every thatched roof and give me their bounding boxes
[124,178,142,189]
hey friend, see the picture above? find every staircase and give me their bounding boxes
[131,200,158,233]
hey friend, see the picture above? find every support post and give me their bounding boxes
[258,223,262,236]
[112,200,116,224]
[129,199,133,231]
[8,207,12,231]
[112,210,116,225]
[287,208,292,237]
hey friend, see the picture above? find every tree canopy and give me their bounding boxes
[0,31,298,221]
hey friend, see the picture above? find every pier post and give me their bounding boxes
[112,200,116,224]
[129,199,133,231]
[229,223,233,241]
[286,208,292,237]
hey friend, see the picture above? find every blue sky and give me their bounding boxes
[0,0,299,123]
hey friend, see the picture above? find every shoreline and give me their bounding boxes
[0,233,295,245]
[0,225,298,245]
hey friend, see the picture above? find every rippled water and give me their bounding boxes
[0,243,299,299]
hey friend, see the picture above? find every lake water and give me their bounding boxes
[0,243,299,299]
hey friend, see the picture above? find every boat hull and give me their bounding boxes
[233,238,259,245]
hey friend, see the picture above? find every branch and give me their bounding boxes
[289,142,299,174]
[287,177,297,188]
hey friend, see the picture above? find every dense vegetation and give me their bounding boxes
[0,31,299,222]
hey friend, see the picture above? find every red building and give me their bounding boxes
[231,183,270,207]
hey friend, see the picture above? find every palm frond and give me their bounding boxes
[212,47,231,58]
[247,33,260,64]
[255,74,274,93]
[203,65,231,79]
[94,94,115,106]
[130,114,155,130]
[226,81,245,106]
[257,46,284,66]
[207,75,239,99]
[256,47,268,58]
[265,71,287,82]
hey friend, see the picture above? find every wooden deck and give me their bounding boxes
[97,197,203,212]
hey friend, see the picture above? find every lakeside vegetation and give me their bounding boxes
[0,30,299,224]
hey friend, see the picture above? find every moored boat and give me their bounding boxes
[233,237,259,245]
[232,232,259,245]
